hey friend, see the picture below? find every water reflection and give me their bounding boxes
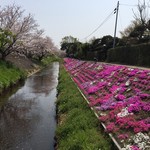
[0,81,25,108]
[0,62,59,150]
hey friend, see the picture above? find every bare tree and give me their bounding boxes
[120,0,150,44]
[133,0,148,25]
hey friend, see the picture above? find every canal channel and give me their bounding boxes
[0,62,59,150]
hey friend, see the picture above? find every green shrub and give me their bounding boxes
[107,43,150,67]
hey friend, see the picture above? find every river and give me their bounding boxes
[0,62,59,150]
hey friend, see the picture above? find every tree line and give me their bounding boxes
[0,4,58,62]
[60,0,150,61]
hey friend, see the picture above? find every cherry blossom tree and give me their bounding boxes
[0,4,38,60]
[0,4,59,61]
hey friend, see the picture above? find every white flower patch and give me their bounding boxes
[125,80,130,86]
[90,82,94,85]
[108,82,112,86]
[133,132,149,143]
[121,144,132,150]
[100,79,104,82]
[117,107,132,117]
[74,73,77,76]
[133,78,138,82]
[138,142,146,150]
[132,132,150,150]
[110,72,115,77]
[128,68,134,71]
[90,80,96,85]
[126,88,131,92]
[96,66,103,70]
[100,113,107,116]
[148,72,150,75]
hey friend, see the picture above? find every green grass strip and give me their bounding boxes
[56,65,115,150]
[41,54,61,66]
[0,60,26,92]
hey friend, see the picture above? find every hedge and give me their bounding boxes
[107,43,150,67]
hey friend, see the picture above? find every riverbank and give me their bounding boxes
[56,64,115,150]
[0,54,60,100]
[0,60,26,95]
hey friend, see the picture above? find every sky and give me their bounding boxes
[1,0,149,47]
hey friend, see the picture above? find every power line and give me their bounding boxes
[120,3,149,7]
[83,2,142,41]
[120,3,138,7]
[83,9,115,40]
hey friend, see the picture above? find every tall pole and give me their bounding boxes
[113,1,119,48]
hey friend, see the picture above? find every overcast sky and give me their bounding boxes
[1,0,149,47]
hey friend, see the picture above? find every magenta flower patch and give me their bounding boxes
[115,94,126,101]
[64,58,150,149]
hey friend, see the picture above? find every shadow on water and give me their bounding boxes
[0,62,59,150]
[0,81,25,110]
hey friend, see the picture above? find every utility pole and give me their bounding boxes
[113,1,119,48]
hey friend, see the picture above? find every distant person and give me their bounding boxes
[94,57,98,62]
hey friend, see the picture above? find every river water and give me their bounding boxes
[0,62,59,150]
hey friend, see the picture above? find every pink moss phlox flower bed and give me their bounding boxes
[64,58,150,150]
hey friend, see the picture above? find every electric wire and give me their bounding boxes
[83,2,142,41]
[120,3,138,7]
[83,9,115,40]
